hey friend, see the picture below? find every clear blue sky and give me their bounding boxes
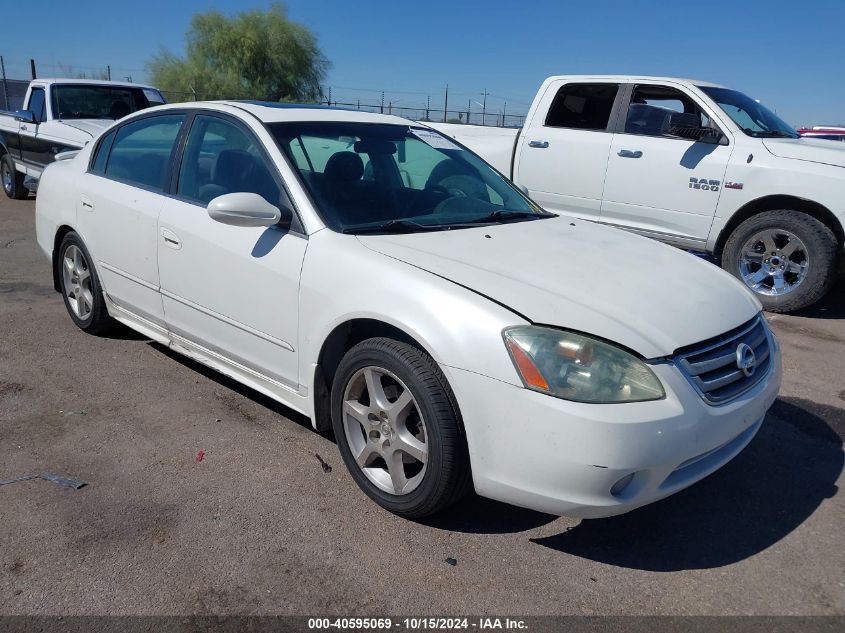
[2,0,843,125]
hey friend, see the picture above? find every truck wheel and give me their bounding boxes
[57,232,114,334]
[330,337,471,518]
[1,155,29,199]
[722,210,839,313]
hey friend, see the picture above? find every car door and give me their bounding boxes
[600,83,734,246]
[157,112,306,389]
[77,112,186,326]
[513,82,621,219]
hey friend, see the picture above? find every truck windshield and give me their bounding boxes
[269,121,549,234]
[51,85,166,120]
[699,86,798,139]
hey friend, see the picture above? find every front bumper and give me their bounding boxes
[446,339,782,518]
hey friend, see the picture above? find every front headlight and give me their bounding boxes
[503,326,665,403]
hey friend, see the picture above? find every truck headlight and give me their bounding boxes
[503,326,665,403]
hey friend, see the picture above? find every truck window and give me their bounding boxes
[624,85,712,137]
[28,88,46,123]
[545,83,619,131]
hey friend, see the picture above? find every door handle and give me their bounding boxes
[528,140,549,148]
[80,196,94,211]
[617,149,643,158]
[20,125,28,131]
[159,227,182,250]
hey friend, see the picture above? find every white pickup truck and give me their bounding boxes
[1,78,165,199]
[426,75,845,312]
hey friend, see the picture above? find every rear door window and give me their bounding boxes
[545,83,619,131]
[104,114,184,191]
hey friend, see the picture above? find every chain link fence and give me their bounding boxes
[1,56,527,128]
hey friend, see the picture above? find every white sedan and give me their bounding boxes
[35,102,781,518]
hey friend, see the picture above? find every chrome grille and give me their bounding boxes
[674,316,771,405]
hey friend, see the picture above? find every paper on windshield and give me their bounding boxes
[411,128,461,151]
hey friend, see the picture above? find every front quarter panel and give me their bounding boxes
[298,229,527,391]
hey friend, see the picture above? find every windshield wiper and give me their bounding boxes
[465,210,554,224]
[746,129,798,139]
[342,219,451,234]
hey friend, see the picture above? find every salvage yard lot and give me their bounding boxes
[1,195,843,615]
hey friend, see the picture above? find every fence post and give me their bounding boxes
[443,84,448,123]
[502,102,506,127]
[0,56,8,111]
[107,65,111,81]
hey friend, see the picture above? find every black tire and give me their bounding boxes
[57,232,115,334]
[1,154,29,200]
[722,210,839,313]
[330,337,471,518]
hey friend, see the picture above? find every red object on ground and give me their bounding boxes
[196,449,205,462]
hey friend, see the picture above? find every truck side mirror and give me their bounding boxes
[664,112,724,144]
[14,110,36,125]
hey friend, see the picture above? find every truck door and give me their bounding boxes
[17,87,52,167]
[600,83,733,247]
[513,82,621,220]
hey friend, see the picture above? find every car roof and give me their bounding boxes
[216,100,413,125]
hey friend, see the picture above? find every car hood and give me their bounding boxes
[56,119,112,141]
[358,217,760,358]
[763,137,845,168]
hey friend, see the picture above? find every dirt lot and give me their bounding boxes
[1,195,843,616]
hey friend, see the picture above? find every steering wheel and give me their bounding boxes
[409,184,450,214]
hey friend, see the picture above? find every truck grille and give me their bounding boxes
[673,316,771,405]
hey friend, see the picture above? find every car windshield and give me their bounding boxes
[269,121,549,233]
[51,85,166,120]
[699,86,799,139]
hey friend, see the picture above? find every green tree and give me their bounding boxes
[147,3,329,102]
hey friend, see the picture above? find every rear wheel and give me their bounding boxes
[330,338,470,518]
[57,232,114,334]
[1,154,29,200]
[722,210,839,313]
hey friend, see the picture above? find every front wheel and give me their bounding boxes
[330,338,470,518]
[2,155,29,200]
[722,210,839,313]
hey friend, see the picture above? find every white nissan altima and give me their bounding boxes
[34,102,781,518]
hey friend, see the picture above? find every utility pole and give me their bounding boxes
[0,56,8,111]
[443,84,448,123]
[327,87,332,106]
[467,99,471,125]
[107,65,111,81]
[480,88,489,126]
[501,101,507,127]
[30,58,37,80]
[426,95,430,121]
[380,91,384,114]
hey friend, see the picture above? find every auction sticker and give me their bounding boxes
[410,128,461,150]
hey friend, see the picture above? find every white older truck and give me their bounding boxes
[0,78,165,199]
[426,76,845,312]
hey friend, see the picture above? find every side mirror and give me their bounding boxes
[207,192,290,228]
[14,110,36,125]
[664,112,723,144]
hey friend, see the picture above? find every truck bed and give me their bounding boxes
[421,122,520,177]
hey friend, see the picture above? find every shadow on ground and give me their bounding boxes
[531,397,843,570]
[792,277,845,320]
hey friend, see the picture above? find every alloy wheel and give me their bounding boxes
[62,245,94,320]
[739,228,809,296]
[2,163,11,195]
[341,366,428,495]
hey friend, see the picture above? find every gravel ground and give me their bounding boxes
[1,195,843,616]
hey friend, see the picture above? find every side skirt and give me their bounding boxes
[104,295,315,424]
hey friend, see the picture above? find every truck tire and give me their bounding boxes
[722,210,839,313]
[330,337,471,518]
[1,154,29,200]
